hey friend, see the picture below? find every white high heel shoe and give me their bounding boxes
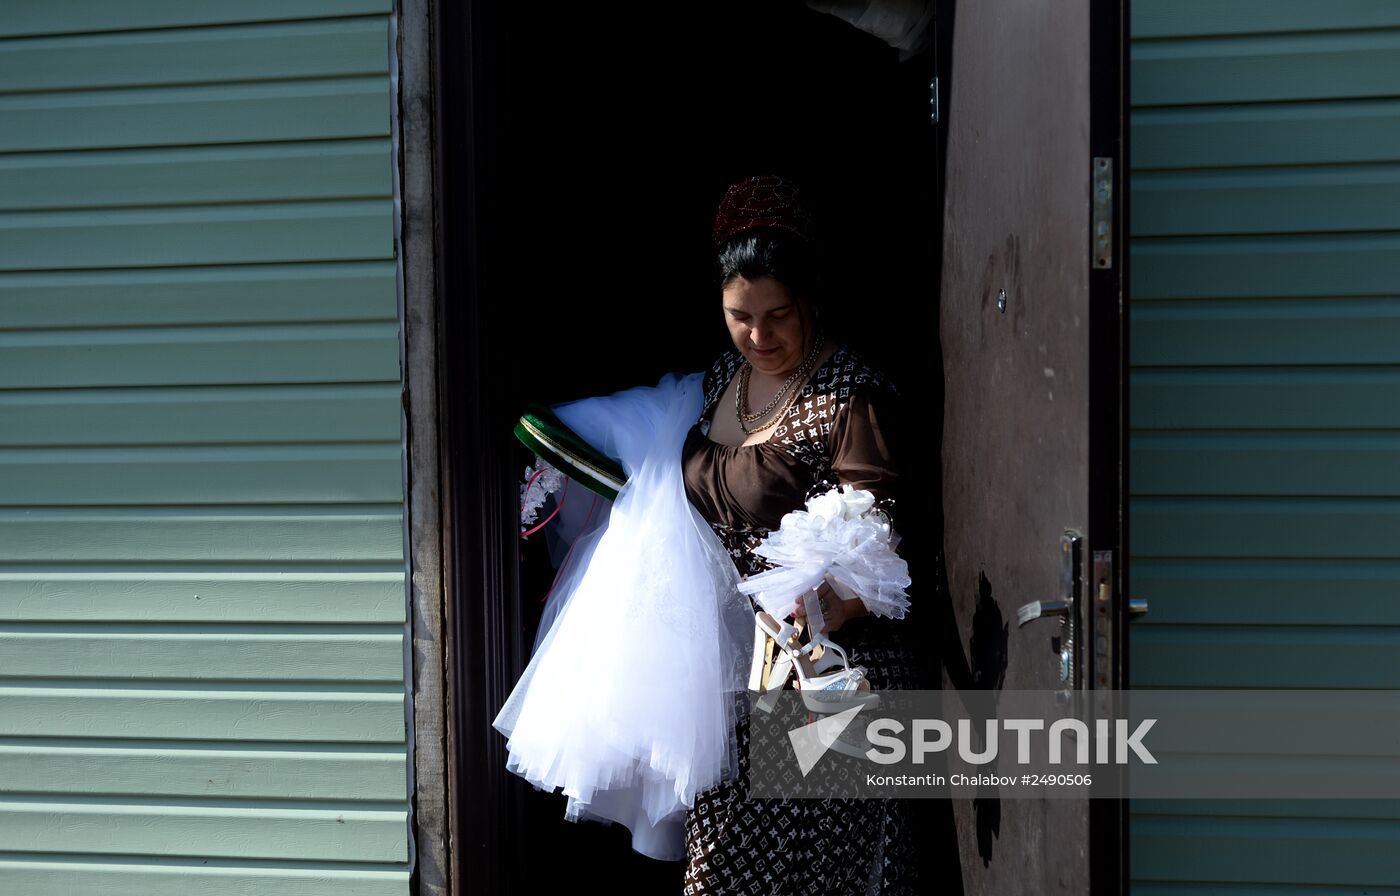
[754,610,880,714]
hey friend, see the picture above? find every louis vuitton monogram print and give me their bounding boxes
[698,345,902,490]
[681,586,928,893]
[682,718,928,896]
[683,345,928,894]
[700,345,900,421]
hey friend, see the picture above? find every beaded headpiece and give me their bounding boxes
[711,174,815,247]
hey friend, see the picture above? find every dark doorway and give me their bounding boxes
[434,1,952,892]
[494,4,941,400]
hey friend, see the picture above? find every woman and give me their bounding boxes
[495,175,930,887]
[680,175,931,893]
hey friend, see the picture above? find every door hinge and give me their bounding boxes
[1092,156,1113,269]
[929,75,939,124]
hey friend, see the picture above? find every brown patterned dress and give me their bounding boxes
[679,343,932,895]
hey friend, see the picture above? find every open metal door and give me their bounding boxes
[936,0,1128,892]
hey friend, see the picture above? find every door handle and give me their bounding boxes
[1014,531,1082,690]
[1016,599,1069,626]
[1015,540,1145,690]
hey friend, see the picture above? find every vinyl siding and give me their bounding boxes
[0,3,408,895]
[1130,2,1400,891]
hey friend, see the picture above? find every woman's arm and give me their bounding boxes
[823,386,904,528]
[793,385,907,631]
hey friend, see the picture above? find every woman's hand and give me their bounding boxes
[792,576,868,633]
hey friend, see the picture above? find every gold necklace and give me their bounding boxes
[736,338,820,424]
[735,334,824,435]
[737,370,807,435]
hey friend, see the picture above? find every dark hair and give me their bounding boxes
[716,227,827,310]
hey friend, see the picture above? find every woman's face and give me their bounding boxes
[721,275,814,377]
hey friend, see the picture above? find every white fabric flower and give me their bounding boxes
[838,483,876,519]
[805,488,847,525]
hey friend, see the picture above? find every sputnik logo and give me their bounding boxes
[788,704,868,775]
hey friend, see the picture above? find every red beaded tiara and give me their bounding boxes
[711,174,815,247]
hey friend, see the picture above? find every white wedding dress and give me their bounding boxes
[492,370,755,861]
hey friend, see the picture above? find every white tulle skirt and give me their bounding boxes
[491,371,756,861]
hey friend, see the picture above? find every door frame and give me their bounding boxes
[393,0,456,893]
[426,0,527,892]
[1086,0,1130,892]
[415,0,1133,891]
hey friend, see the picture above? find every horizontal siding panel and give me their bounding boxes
[1133,814,1400,885]
[1132,885,1400,895]
[1133,31,1400,106]
[1133,165,1400,236]
[0,79,389,152]
[0,572,406,623]
[0,798,405,862]
[0,142,390,212]
[1132,99,1400,169]
[1,1,392,37]
[1132,367,1400,429]
[1132,298,1400,364]
[0,856,406,896]
[1133,624,1400,687]
[0,685,405,742]
[1135,799,1400,819]
[1134,758,1400,798]
[0,262,396,329]
[0,201,392,271]
[1132,432,1400,496]
[0,445,403,504]
[0,7,409,890]
[1130,558,1400,625]
[1130,5,1400,892]
[1132,2,1400,39]
[0,628,404,681]
[1131,497,1400,558]
[0,507,403,562]
[1132,236,1400,300]
[0,385,401,447]
[0,20,387,94]
[0,740,406,800]
[0,323,400,389]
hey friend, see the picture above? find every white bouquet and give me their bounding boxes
[737,484,912,620]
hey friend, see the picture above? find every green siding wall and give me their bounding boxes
[1130,2,1400,892]
[0,3,409,895]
